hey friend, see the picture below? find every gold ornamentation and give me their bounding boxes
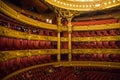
[0,49,58,61]
[72,36,120,42]
[0,26,57,41]
[72,23,120,31]
[0,49,120,61]
[72,49,120,54]
[0,26,120,41]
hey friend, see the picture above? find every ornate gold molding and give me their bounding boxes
[72,36,120,42]
[0,0,57,30]
[61,23,120,31]
[2,61,120,80]
[0,26,57,41]
[0,49,120,61]
[0,49,58,61]
[45,0,120,11]
[1,26,120,42]
[72,23,120,31]
[72,49,120,54]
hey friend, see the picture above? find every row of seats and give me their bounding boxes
[8,66,74,80]
[0,55,55,79]
[61,29,120,37]
[72,18,118,26]
[72,54,120,62]
[72,29,120,37]
[8,66,120,80]
[0,19,57,37]
[61,42,68,49]
[0,37,57,51]
[72,41,120,49]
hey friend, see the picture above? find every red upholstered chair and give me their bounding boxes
[97,42,104,48]
[22,39,28,49]
[97,54,104,61]
[96,31,103,36]
[46,41,51,48]
[78,32,84,37]
[102,41,111,48]
[92,54,98,61]
[13,39,21,50]
[27,40,34,49]
[33,40,39,49]
[109,41,118,48]
[0,37,7,50]
[92,41,98,48]
[6,38,13,50]
[84,31,90,37]
[90,31,96,37]
[74,32,80,37]
[103,54,110,61]
[63,32,68,37]
[40,30,44,35]
[72,32,76,37]
[109,29,117,36]
[102,30,109,36]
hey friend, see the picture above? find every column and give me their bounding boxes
[67,17,72,62]
[57,17,62,62]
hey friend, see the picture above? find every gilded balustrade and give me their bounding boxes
[0,49,120,61]
[72,23,120,31]
[0,26,57,41]
[0,26,120,41]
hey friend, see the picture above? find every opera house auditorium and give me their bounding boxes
[0,0,120,80]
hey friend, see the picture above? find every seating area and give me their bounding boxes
[7,66,120,80]
[72,18,118,26]
[0,18,57,37]
[72,54,120,62]
[0,54,57,79]
[61,42,68,49]
[0,0,120,80]
[72,41,120,49]
[0,37,57,51]
[72,29,120,37]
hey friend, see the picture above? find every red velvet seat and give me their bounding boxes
[97,42,104,48]
[109,41,118,48]
[102,30,109,36]
[96,30,103,36]
[109,29,117,36]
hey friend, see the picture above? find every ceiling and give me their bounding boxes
[2,0,120,22]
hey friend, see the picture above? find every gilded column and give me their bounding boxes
[67,17,72,62]
[57,17,62,62]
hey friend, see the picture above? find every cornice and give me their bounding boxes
[2,61,120,80]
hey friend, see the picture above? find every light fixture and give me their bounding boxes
[95,4,100,7]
